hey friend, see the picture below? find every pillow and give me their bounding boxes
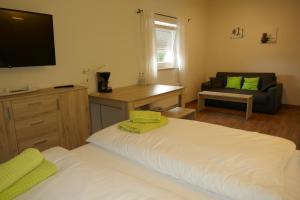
[210,77,223,88]
[261,81,277,92]
[226,76,242,89]
[242,77,260,91]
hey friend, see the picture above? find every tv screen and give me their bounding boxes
[0,8,56,68]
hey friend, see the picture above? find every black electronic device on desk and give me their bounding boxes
[97,72,112,93]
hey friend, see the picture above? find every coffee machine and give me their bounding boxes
[97,72,112,93]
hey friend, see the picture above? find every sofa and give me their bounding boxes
[201,72,283,114]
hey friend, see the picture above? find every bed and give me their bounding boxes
[17,118,300,200]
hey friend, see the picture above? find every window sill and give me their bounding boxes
[157,63,178,71]
[158,67,179,71]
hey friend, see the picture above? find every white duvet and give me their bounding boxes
[17,147,186,200]
[87,118,296,200]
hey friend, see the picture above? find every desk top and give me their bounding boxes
[89,84,184,102]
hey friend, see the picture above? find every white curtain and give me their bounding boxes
[139,11,157,84]
[175,19,187,88]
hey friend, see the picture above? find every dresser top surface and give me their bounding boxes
[89,84,184,102]
[0,86,86,101]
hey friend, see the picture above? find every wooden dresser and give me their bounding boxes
[0,86,90,162]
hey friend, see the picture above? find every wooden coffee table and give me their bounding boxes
[198,91,253,120]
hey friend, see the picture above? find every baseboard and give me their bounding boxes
[282,104,300,109]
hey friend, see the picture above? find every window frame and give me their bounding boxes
[154,21,178,70]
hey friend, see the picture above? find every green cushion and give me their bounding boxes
[242,77,260,91]
[226,76,242,89]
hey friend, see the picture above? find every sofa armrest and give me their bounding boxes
[267,83,283,113]
[201,81,211,91]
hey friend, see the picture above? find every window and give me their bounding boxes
[155,20,177,69]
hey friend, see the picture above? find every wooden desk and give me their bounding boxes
[89,84,184,132]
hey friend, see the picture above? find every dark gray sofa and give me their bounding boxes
[201,72,283,114]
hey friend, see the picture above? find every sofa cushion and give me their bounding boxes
[226,76,242,89]
[242,77,260,91]
[216,72,276,90]
[210,77,223,88]
[261,81,277,92]
[206,88,269,104]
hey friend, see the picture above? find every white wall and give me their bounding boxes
[1,0,299,105]
[0,0,208,104]
[205,0,300,105]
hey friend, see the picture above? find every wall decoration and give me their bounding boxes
[231,27,244,39]
[261,28,278,44]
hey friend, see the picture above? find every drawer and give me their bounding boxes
[18,132,59,152]
[15,112,60,141]
[12,95,58,120]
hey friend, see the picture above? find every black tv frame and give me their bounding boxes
[0,7,56,68]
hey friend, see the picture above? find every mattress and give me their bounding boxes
[15,144,300,200]
[16,118,300,200]
[87,118,296,200]
[73,144,300,200]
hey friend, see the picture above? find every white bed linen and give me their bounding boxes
[15,145,300,200]
[73,144,300,200]
[87,118,296,200]
[16,147,187,200]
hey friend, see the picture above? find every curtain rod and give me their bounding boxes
[136,9,177,20]
[154,13,177,20]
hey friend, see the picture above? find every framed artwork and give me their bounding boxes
[261,28,278,44]
[231,27,244,39]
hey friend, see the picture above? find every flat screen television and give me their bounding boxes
[0,8,56,68]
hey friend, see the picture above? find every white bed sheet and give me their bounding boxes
[72,144,300,200]
[15,144,300,200]
[87,118,296,200]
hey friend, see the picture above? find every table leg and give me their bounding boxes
[178,94,183,107]
[246,97,253,120]
[197,94,205,111]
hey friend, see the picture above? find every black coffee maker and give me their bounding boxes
[97,72,112,93]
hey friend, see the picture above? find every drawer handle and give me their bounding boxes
[28,102,42,106]
[6,108,11,120]
[33,139,47,146]
[30,120,44,126]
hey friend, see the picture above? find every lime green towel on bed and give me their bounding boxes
[129,111,161,123]
[119,116,168,134]
[0,159,57,200]
[0,148,43,193]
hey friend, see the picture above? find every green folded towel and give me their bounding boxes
[0,159,57,200]
[0,148,43,192]
[130,111,161,123]
[119,116,168,134]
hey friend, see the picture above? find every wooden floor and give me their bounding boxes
[186,101,300,149]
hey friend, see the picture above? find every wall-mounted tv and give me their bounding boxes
[0,8,56,68]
